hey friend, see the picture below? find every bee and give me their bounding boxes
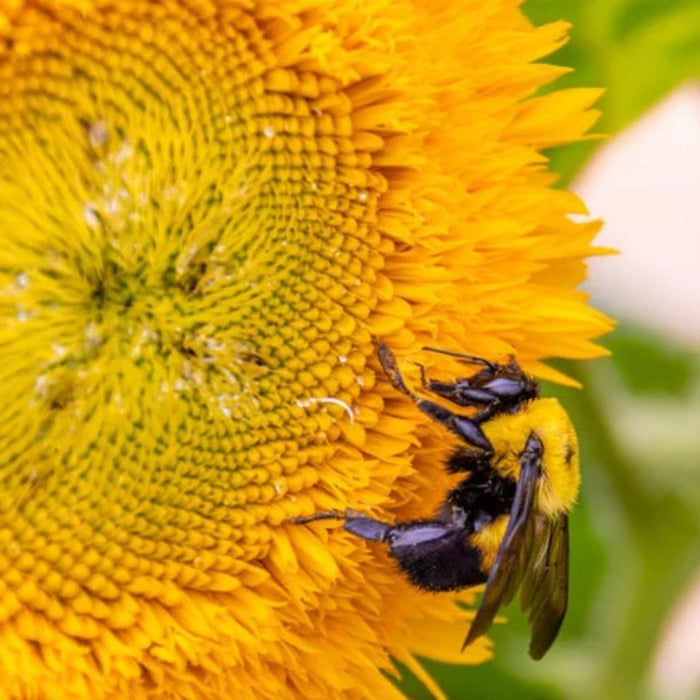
[295,343,579,659]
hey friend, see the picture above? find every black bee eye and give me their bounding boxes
[564,441,576,467]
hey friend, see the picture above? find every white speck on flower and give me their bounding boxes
[358,190,368,202]
[88,120,109,150]
[103,197,120,217]
[140,326,159,344]
[34,374,48,397]
[84,322,102,348]
[111,140,133,165]
[338,355,347,364]
[296,396,355,423]
[162,184,181,202]
[204,338,226,352]
[83,204,100,229]
[263,126,275,139]
[15,272,29,290]
[176,245,199,275]
[52,343,68,360]
[16,306,30,322]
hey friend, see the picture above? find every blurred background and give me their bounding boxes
[399,1,700,698]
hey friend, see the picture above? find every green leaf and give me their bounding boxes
[523,0,700,181]
[604,326,698,397]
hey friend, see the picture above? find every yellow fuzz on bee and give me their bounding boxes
[482,398,581,516]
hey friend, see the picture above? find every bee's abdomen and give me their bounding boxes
[389,530,486,592]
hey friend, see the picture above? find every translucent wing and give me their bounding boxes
[461,433,542,651]
[462,431,570,659]
[520,513,569,660]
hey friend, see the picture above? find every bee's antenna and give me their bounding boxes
[421,346,497,371]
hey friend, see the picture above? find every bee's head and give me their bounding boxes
[531,398,580,517]
[481,397,580,517]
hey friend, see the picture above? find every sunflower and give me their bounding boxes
[0,1,612,698]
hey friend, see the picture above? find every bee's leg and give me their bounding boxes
[420,346,510,408]
[295,508,486,590]
[413,398,493,453]
[291,511,343,525]
[292,510,393,543]
[343,514,394,542]
[380,342,483,410]
[416,364,487,403]
[414,357,531,421]
[424,370,531,410]
[378,342,414,397]
[293,510,462,547]
[414,356,496,406]
[429,376,499,406]
[378,343,493,452]
[424,347,537,408]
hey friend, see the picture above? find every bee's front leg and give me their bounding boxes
[413,398,494,453]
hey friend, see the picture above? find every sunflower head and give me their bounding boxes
[0,1,612,698]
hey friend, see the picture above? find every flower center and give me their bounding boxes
[0,1,383,637]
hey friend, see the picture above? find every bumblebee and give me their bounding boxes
[296,343,579,660]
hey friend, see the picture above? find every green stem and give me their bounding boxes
[566,361,699,700]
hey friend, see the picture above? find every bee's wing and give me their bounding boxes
[520,513,569,660]
[461,434,541,651]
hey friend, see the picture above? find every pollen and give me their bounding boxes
[0,1,612,698]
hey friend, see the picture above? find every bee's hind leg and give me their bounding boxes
[291,510,393,543]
